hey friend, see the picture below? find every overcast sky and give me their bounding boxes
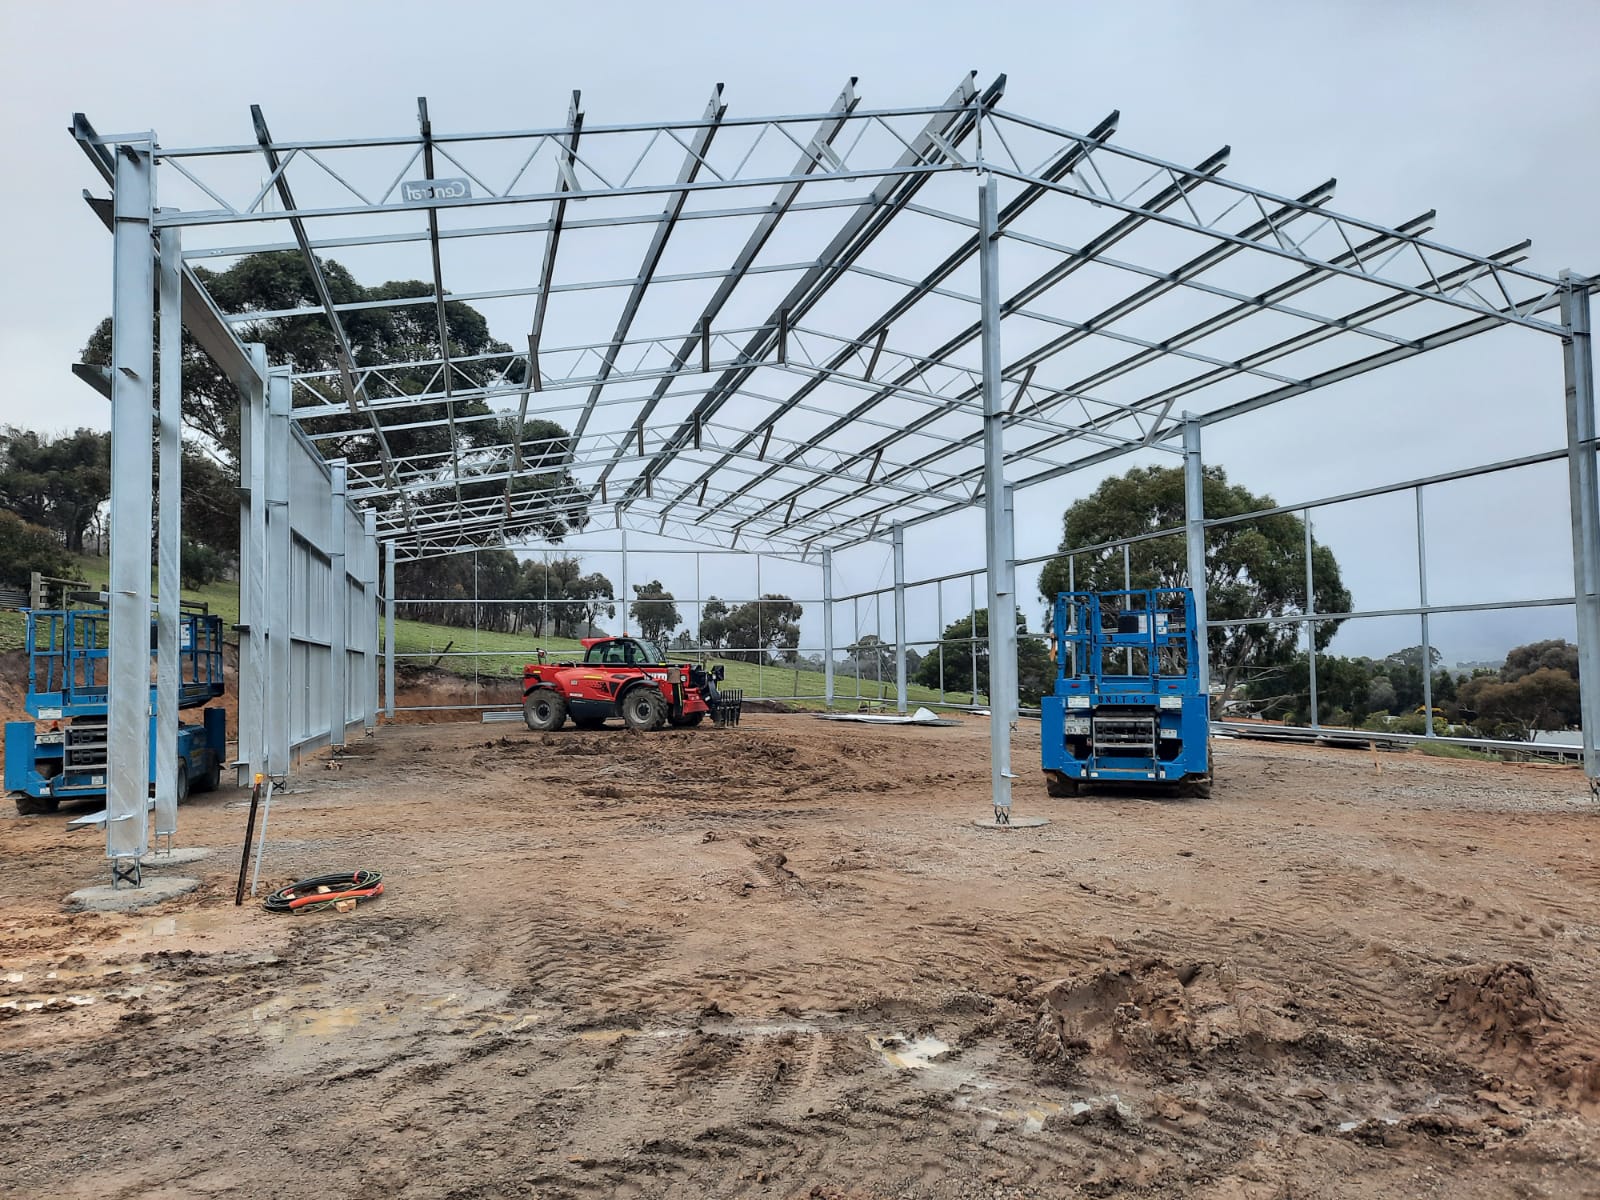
[2,0,1596,666]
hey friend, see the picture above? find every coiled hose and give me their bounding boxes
[263,868,384,914]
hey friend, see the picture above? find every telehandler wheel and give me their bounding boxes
[1044,771,1079,799]
[524,689,568,732]
[13,792,59,816]
[175,760,190,806]
[621,687,667,732]
[668,711,705,728]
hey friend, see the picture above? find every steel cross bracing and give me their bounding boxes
[89,79,1578,557]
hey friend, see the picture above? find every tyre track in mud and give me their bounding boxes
[2,718,1598,1198]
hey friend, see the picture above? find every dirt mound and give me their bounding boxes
[1434,962,1564,1050]
[1433,961,1599,1109]
[1031,957,1308,1067]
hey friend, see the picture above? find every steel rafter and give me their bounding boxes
[700,136,1239,528]
[653,110,1123,522]
[249,105,401,493]
[614,72,995,506]
[582,77,865,500]
[82,82,1588,563]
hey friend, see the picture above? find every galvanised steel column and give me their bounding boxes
[1182,416,1211,701]
[1415,489,1433,736]
[239,345,269,784]
[106,142,156,876]
[892,524,908,713]
[1305,511,1319,729]
[619,519,629,635]
[363,511,379,731]
[1560,273,1600,785]
[978,174,1017,815]
[328,460,349,747]
[822,548,835,708]
[266,370,292,775]
[154,223,182,844]
[384,540,396,719]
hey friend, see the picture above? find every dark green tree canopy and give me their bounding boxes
[0,512,78,589]
[629,580,681,643]
[82,251,584,545]
[914,608,1052,705]
[0,426,110,554]
[1038,464,1350,702]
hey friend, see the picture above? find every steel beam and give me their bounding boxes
[619,73,991,507]
[1305,511,1319,729]
[660,109,1120,523]
[329,460,349,747]
[266,370,293,775]
[823,548,835,709]
[363,510,379,731]
[589,77,864,499]
[979,176,1016,817]
[384,539,396,719]
[249,105,400,493]
[106,143,156,876]
[1182,416,1210,702]
[238,345,269,784]
[892,524,907,713]
[1415,491,1432,737]
[154,224,183,844]
[1561,273,1600,785]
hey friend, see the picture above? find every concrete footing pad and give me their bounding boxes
[971,816,1050,830]
[67,876,201,911]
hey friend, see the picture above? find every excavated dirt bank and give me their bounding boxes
[2,716,1598,1198]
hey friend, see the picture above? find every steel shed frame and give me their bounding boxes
[74,74,1598,878]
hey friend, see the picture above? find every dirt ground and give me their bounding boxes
[2,715,1598,1199]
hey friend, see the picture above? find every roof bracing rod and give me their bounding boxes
[657,110,1120,522]
[772,188,1421,538]
[248,105,406,511]
[585,76,865,499]
[696,134,1231,526]
[612,72,993,507]
[831,278,1572,551]
[503,90,583,522]
[417,97,465,514]
[567,83,728,451]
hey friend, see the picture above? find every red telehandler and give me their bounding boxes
[521,637,738,732]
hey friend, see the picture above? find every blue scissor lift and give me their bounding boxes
[5,600,227,815]
[1040,588,1212,798]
